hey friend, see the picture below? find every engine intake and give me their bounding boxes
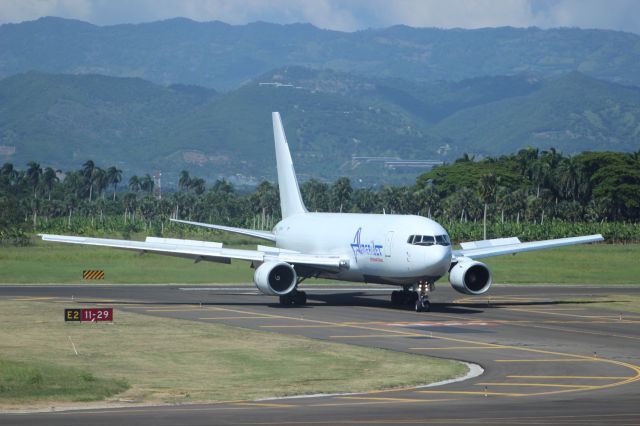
[253,261,297,296]
[449,258,492,295]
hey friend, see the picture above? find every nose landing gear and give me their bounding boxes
[390,281,434,312]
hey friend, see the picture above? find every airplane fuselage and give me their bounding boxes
[273,213,452,285]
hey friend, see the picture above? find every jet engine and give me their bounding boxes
[449,258,492,295]
[253,261,297,296]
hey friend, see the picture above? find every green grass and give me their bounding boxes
[0,239,252,284]
[481,244,640,284]
[0,359,128,403]
[1,239,638,285]
[0,299,466,408]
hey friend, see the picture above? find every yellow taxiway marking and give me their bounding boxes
[409,346,510,350]
[234,402,295,408]
[170,304,640,399]
[13,297,56,301]
[507,375,629,380]
[476,382,593,389]
[200,316,273,320]
[339,396,435,403]
[262,321,385,329]
[309,398,459,408]
[495,358,597,363]
[144,307,208,312]
[417,390,527,397]
[330,333,427,338]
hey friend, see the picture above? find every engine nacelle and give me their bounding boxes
[449,258,492,295]
[253,261,297,296]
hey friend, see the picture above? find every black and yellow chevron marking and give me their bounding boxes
[82,270,105,280]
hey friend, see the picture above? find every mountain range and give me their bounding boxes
[1,69,638,186]
[1,17,640,90]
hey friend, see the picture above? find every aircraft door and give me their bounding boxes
[384,231,394,258]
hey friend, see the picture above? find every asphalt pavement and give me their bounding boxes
[1,283,640,425]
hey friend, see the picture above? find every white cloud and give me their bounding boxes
[0,0,638,34]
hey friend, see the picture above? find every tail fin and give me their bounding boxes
[272,112,307,218]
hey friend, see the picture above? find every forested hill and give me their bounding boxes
[1,70,639,186]
[1,17,639,90]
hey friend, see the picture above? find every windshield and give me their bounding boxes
[407,234,450,247]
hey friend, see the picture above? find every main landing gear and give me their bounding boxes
[279,289,307,306]
[390,281,434,312]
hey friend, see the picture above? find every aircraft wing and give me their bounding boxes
[39,234,345,269]
[170,219,276,242]
[453,234,604,260]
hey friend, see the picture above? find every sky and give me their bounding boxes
[1,0,639,34]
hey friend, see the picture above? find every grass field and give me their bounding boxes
[1,239,639,284]
[0,359,128,403]
[0,299,465,409]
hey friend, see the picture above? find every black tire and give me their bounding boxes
[279,294,291,305]
[406,291,418,305]
[424,300,431,312]
[415,299,423,312]
[391,291,400,305]
[294,291,307,305]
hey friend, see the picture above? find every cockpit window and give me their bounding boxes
[407,234,450,247]
[435,235,451,246]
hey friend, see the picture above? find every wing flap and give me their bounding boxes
[454,234,604,260]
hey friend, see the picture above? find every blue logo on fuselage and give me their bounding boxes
[350,227,383,262]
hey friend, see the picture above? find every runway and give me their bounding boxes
[2,283,640,425]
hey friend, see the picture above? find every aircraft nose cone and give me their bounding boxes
[425,245,452,276]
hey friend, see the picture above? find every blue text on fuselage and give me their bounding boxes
[350,227,383,261]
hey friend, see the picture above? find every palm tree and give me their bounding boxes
[478,173,497,240]
[106,166,122,201]
[178,170,191,192]
[128,175,141,193]
[330,177,353,212]
[558,156,585,201]
[301,179,329,212]
[1,163,18,185]
[82,160,97,201]
[42,167,59,200]
[140,174,154,193]
[93,167,107,199]
[189,177,206,195]
[26,161,42,199]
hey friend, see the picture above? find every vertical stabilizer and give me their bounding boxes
[272,112,307,218]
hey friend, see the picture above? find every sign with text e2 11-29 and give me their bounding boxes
[65,308,113,322]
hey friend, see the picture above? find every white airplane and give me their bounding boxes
[41,112,604,312]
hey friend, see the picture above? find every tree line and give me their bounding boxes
[1,148,639,245]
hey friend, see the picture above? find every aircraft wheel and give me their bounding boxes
[415,299,423,312]
[279,294,293,306]
[294,291,307,305]
[406,291,418,305]
[391,291,401,305]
